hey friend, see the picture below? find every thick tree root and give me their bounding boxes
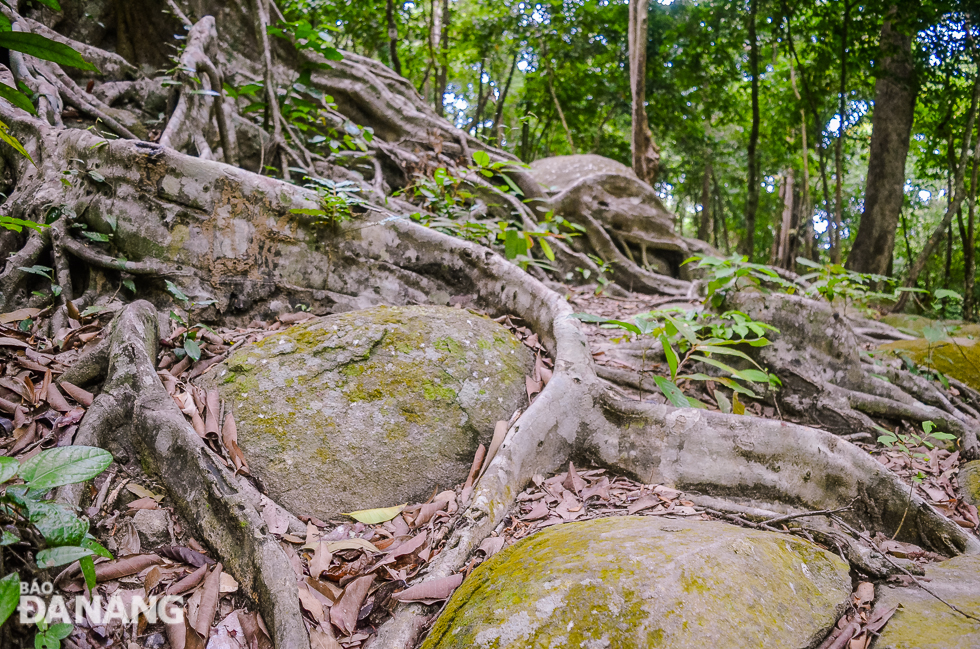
[72,301,310,649]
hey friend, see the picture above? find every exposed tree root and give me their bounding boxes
[0,5,975,648]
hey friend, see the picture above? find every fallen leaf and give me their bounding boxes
[127,483,163,500]
[159,545,215,567]
[59,381,94,407]
[388,531,427,559]
[343,503,407,525]
[325,538,378,553]
[260,496,289,536]
[309,542,333,580]
[46,383,72,413]
[126,496,160,511]
[309,627,342,649]
[329,574,374,635]
[562,462,587,495]
[392,573,464,604]
[167,564,208,596]
[221,413,248,473]
[0,308,40,324]
[479,420,510,480]
[193,563,222,637]
[94,553,163,582]
[298,583,325,623]
[219,572,238,594]
[478,536,505,557]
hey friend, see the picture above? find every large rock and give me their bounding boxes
[875,554,980,648]
[877,336,980,392]
[530,153,637,193]
[422,517,851,649]
[204,305,533,520]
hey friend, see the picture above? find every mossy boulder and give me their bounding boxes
[877,336,980,392]
[422,517,851,649]
[958,461,980,509]
[201,305,533,520]
[880,314,980,339]
[875,554,980,648]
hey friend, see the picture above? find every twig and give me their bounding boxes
[830,515,980,623]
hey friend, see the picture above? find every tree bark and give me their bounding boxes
[960,132,979,320]
[628,0,660,186]
[775,168,795,268]
[698,160,713,242]
[386,0,401,76]
[741,0,761,259]
[830,0,850,264]
[894,69,980,312]
[846,13,917,276]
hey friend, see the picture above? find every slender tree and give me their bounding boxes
[386,0,402,75]
[628,0,660,185]
[830,0,851,264]
[741,0,761,258]
[846,11,917,276]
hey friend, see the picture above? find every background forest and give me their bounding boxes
[282,0,980,319]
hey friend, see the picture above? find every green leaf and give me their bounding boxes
[48,623,73,640]
[165,280,189,303]
[922,421,935,435]
[731,392,745,415]
[504,228,519,260]
[81,535,112,559]
[33,0,62,10]
[343,503,406,524]
[0,83,35,114]
[18,446,113,491]
[0,530,19,546]
[472,150,490,167]
[661,335,678,380]
[0,119,34,164]
[713,389,732,414]
[29,501,88,546]
[653,376,690,408]
[933,288,962,302]
[538,237,555,262]
[122,279,136,293]
[0,32,97,71]
[80,230,110,242]
[0,456,18,483]
[79,555,96,591]
[183,338,201,362]
[0,572,18,627]
[36,546,93,569]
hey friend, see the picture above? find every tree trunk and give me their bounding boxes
[698,161,713,242]
[386,0,401,76]
[830,0,850,264]
[894,70,980,312]
[628,0,660,186]
[430,0,442,114]
[741,0,760,259]
[960,135,979,320]
[845,14,916,276]
[490,49,519,143]
[775,168,796,268]
[434,0,450,117]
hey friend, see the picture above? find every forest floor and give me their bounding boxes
[3,283,976,649]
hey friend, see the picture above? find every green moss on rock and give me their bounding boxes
[422,517,851,649]
[878,336,980,392]
[875,554,980,648]
[198,305,533,520]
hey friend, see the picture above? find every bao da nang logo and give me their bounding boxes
[17,581,184,625]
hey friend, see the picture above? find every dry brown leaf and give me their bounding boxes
[479,420,510,480]
[144,566,163,595]
[204,389,220,438]
[392,573,464,604]
[126,496,160,511]
[46,382,72,412]
[478,536,505,557]
[522,500,550,521]
[219,572,238,594]
[260,495,289,535]
[309,542,333,580]
[193,562,222,637]
[854,582,875,606]
[306,576,342,603]
[127,483,162,500]
[59,381,93,407]
[525,375,543,400]
[325,538,378,553]
[221,412,248,473]
[302,522,321,550]
[167,564,208,596]
[239,610,275,649]
[563,462,586,495]
[94,553,163,582]
[627,495,661,515]
[309,627,342,649]
[298,583,325,623]
[388,531,427,559]
[329,574,374,635]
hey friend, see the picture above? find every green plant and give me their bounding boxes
[794,257,924,316]
[291,177,366,226]
[572,255,614,294]
[877,420,956,538]
[0,447,115,632]
[684,254,798,308]
[573,307,780,409]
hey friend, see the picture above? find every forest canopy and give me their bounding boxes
[285,0,979,318]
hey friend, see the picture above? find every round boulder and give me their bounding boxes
[204,305,533,520]
[422,516,851,649]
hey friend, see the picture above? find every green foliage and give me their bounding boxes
[877,420,956,484]
[291,177,367,226]
[572,307,780,409]
[572,255,613,295]
[267,18,343,61]
[0,447,114,631]
[685,254,798,308]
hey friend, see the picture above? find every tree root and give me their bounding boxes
[72,301,310,649]
[159,17,238,166]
